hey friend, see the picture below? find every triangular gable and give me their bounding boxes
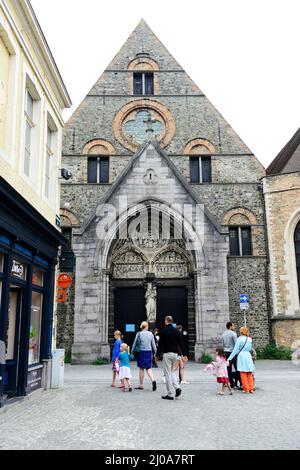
[76,140,227,235]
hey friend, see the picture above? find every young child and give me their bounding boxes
[118,343,132,392]
[204,348,233,396]
[111,330,122,387]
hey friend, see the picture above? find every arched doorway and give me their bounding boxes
[107,204,196,356]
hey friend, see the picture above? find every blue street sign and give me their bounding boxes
[240,294,249,303]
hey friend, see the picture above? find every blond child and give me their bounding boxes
[118,343,132,392]
[111,330,122,387]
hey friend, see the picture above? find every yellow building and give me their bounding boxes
[0,0,71,405]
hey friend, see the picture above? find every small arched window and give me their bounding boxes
[128,57,159,96]
[294,221,300,297]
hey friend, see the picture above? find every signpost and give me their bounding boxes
[240,294,249,326]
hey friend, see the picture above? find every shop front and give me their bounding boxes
[0,178,66,407]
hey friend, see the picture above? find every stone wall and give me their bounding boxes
[227,257,270,348]
[56,274,76,359]
[263,172,300,348]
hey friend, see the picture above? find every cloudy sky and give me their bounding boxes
[31,0,300,168]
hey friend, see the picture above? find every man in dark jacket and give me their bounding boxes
[156,316,184,400]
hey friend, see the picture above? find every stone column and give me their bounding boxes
[97,269,110,360]
[194,268,208,362]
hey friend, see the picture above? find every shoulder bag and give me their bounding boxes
[133,332,141,354]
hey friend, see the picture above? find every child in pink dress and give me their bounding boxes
[204,348,233,396]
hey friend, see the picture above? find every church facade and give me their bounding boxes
[59,20,270,363]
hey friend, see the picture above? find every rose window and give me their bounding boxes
[123,110,165,145]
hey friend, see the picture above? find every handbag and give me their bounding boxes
[237,337,248,356]
[132,332,141,354]
[113,358,120,372]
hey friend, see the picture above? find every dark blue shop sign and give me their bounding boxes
[0,234,10,247]
[33,255,49,268]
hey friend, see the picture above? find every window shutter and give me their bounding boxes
[241,227,252,256]
[190,157,200,183]
[88,157,98,183]
[201,157,212,183]
[100,157,109,184]
[229,227,240,255]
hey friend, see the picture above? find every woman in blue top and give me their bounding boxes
[111,330,122,387]
[228,326,255,394]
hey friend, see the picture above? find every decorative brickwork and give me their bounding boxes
[82,139,116,155]
[113,99,175,152]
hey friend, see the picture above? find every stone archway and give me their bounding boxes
[107,224,195,355]
[72,198,230,363]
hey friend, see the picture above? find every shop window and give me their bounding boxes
[133,72,154,95]
[6,290,18,360]
[229,226,252,256]
[11,259,27,280]
[88,157,109,184]
[28,291,43,366]
[32,267,44,287]
[190,156,212,183]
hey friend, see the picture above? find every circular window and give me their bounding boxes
[113,99,175,152]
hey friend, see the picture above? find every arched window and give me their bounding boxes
[128,57,159,96]
[222,208,258,256]
[82,139,116,184]
[184,139,216,183]
[294,221,300,297]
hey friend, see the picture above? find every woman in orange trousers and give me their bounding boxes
[228,327,255,394]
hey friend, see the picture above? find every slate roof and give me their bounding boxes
[266,128,300,175]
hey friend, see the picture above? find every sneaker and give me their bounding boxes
[162,395,174,400]
[180,381,190,385]
[175,388,182,398]
[152,381,157,392]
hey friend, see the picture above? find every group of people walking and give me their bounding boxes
[111,317,256,399]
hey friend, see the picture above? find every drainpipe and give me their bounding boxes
[258,179,273,344]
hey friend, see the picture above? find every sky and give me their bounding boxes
[30,0,300,168]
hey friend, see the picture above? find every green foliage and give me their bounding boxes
[30,327,37,339]
[64,351,72,364]
[93,357,110,366]
[256,342,292,360]
[200,353,213,364]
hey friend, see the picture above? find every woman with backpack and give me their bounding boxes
[132,321,157,391]
[227,326,255,394]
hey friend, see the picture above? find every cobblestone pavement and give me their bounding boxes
[1,361,300,450]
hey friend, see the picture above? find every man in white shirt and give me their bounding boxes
[222,322,239,388]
